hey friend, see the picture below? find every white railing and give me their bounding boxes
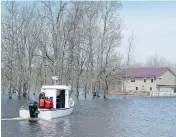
[150,91,176,97]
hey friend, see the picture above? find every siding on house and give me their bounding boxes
[155,70,176,86]
[123,77,157,92]
[174,70,176,75]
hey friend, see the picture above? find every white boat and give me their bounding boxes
[19,78,75,120]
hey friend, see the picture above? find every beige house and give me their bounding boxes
[122,67,176,97]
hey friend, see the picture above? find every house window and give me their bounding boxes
[174,88,176,93]
[136,87,138,90]
[151,79,154,82]
[159,77,162,79]
[144,78,146,82]
[131,78,135,82]
[150,87,152,91]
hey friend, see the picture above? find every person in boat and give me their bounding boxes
[29,93,39,118]
[38,92,45,108]
[38,92,53,109]
[45,97,54,109]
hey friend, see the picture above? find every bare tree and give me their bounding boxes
[2,1,124,100]
[123,31,135,97]
[1,1,19,98]
[98,1,123,98]
[145,53,175,69]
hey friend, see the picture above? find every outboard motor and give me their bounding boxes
[29,101,39,118]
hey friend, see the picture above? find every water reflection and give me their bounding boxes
[61,118,72,136]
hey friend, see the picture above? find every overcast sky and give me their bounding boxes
[119,1,176,64]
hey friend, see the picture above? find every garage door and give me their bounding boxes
[159,87,174,96]
[159,87,173,92]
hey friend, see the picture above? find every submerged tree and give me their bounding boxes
[123,31,135,97]
[2,1,124,99]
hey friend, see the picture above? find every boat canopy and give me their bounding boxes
[41,85,71,91]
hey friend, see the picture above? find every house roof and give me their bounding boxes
[173,69,176,75]
[123,67,169,77]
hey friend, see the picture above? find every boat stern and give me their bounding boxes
[19,107,30,118]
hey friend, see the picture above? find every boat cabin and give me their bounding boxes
[40,85,71,109]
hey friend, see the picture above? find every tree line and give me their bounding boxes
[1,1,125,99]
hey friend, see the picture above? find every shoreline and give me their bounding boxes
[107,92,176,98]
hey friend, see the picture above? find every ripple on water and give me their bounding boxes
[1,94,176,137]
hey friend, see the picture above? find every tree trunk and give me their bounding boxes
[23,82,27,98]
[76,76,79,99]
[104,75,109,99]
[8,83,12,99]
[84,83,87,99]
[18,79,22,99]
[103,92,106,98]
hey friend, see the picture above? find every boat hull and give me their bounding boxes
[19,107,74,120]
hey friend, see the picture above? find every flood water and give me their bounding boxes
[1,93,176,137]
